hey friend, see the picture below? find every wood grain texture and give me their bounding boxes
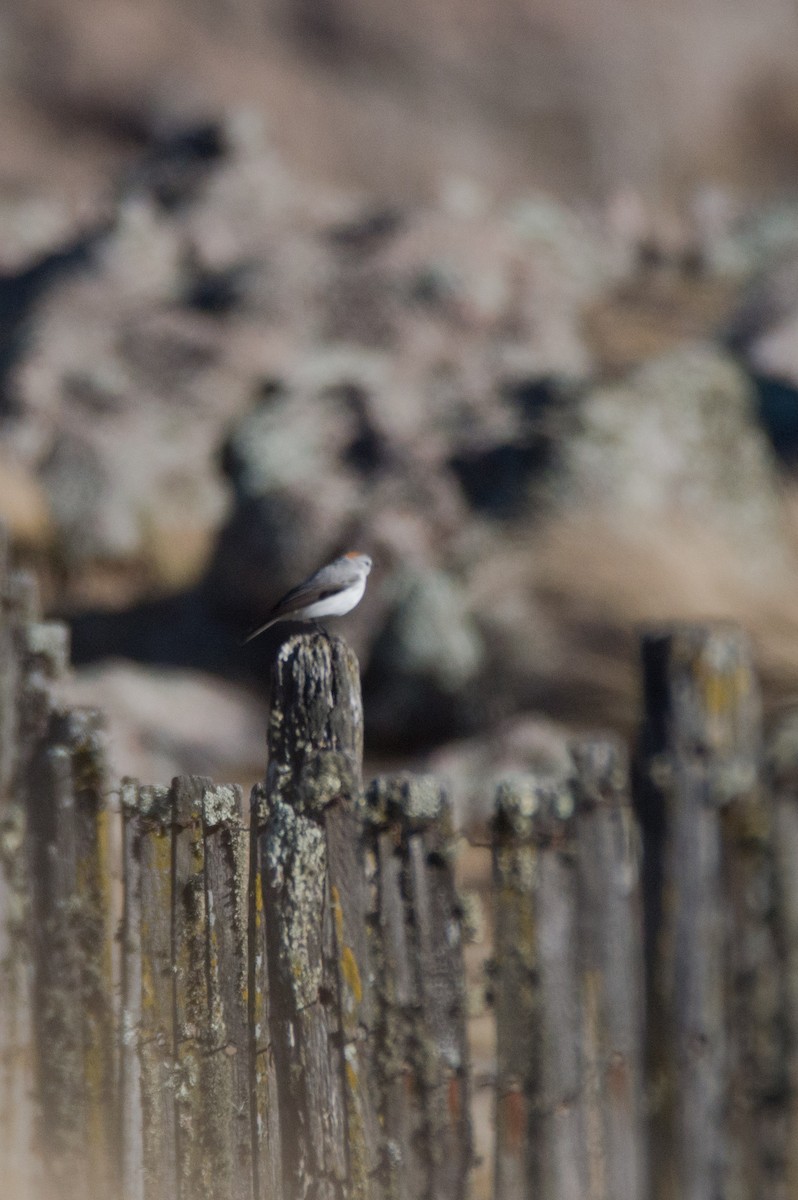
[572,736,647,1200]
[367,775,472,1200]
[120,780,144,1200]
[639,623,761,1200]
[172,775,210,1200]
[492,768,587,1200]
[766,717,798,1200]
[135,784,178,1200]
[258,633,378,1200]
[0,562,44,1200]
[248,784,282,1200]
[202,783,255,1200]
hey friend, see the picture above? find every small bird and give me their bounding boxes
[242,552,373,643]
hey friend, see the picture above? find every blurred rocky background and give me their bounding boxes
[3,0,798,821]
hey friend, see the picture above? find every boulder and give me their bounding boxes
[60,660,268,786]
[364,567,485,748]
[559,344,794,581]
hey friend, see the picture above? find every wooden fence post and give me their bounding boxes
[201,782,256,1200]
[0,566,51,1200]
[172,775,211,1200]
[721,732,783,1198]
[637,622,764,1200]
[492,743,647,1200]
[122,777,262,1200]
[26,704,117,1200]
[247,782,282,1200]
[54,708,118,1192]
[491,766,588,1200]
[255,633,380,1200]
[766,714,798,1198]
[120,778,145,1200]
[571,736,647,1200]
[125,783,177,1200]
[365,774,472,1200]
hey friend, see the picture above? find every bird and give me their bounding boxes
[242,552,373,643]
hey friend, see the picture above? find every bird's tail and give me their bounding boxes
[240,616,279,645]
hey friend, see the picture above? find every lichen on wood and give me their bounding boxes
[258,633,379,1200]
[247,783,282,1200]
[639,622,767,1200]
[202,782,258,1200]
[491,767,586,1200]
[133,782,178,1200]
[367,774,472,1200]
[572,735,646,1200]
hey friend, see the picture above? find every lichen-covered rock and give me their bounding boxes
[364,567,484,746]
[7,235,238,586]
[560,344,794,579]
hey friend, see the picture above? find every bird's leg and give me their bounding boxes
[312,620,329,636]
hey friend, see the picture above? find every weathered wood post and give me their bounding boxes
[255,633,380,1200]
[572,736,647,1200]
[492,740,646,1200]
[122,776,263,1200]
[172,775,210,1200]
[766,714,798,1198]
[122,782,176,1200]
[637,623,764,1200]
[0,564,56,1200]
[0,556,119,1200]
[247,780,282,1200]
[201,782,255,1200]
[491,765,588,1200]
[119,779,145,1200]
[26,703,117,1200]
[365,774,472,1200]
[721,732,783,1198]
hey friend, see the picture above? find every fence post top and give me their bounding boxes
[570,735,629,810]
[23,621,70,679]
[274,631,359,676]
[125,783,171,823]
[639,619,761,761]
[493,773,576,842]
[766,712,798,794]
[366,774,448,831]
[201,783,243,827]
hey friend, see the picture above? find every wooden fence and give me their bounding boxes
[2,548,798,1200]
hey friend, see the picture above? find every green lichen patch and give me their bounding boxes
[264,800,326,1010]
[202,783,242,829]
[494,772,576,842]
[137,784,172,824]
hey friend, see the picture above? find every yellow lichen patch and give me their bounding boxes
[331,885,345,944]
[84,1039,112,1188]
[153,827,172,876]
[721,793,771,845]
[341,945,363,1004]
[694,655,750,721]
[95,807,113,964]
[141,948,156,1018]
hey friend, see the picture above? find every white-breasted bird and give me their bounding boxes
[242,551,373,643]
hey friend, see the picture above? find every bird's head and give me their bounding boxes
[344,551,373,574]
